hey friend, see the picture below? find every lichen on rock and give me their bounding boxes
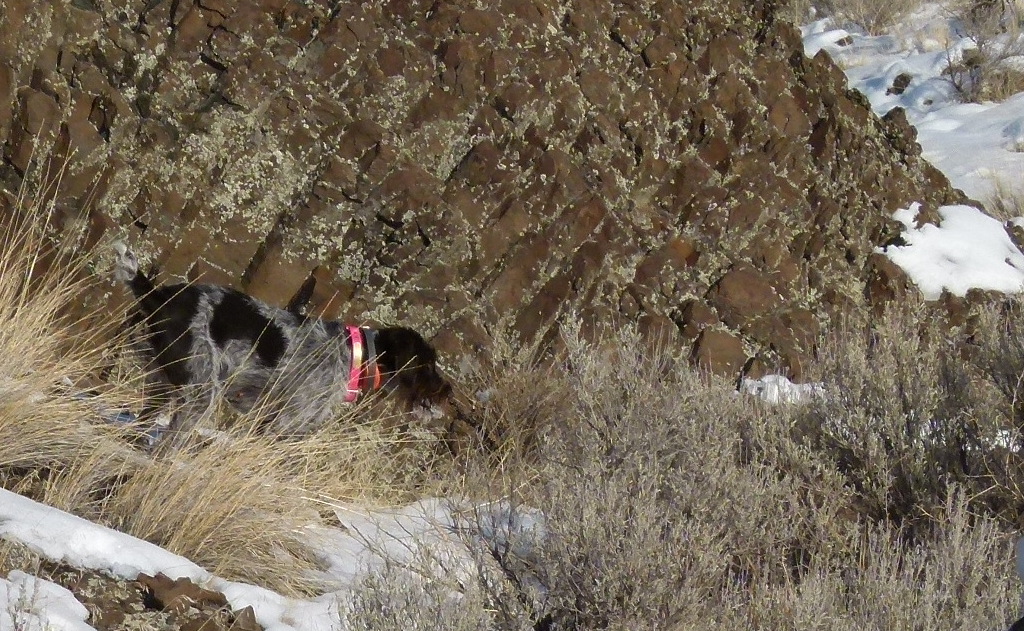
[0,0,964,379]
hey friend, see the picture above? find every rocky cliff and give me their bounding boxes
[0,0,964,378]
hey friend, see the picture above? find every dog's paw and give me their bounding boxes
[411,403,447,422]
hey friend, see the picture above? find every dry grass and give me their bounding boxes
[776,0,819,26]
[347,557,503,631]
[0,181,457,595]
[984,176,1024,223]
[818,0,923,35]
[795,302,1016,529]
[0,166,144,503]
[100,432,324,595]
[942,0,1024,102]
[76,388,458,596]
[4,194,1023,626]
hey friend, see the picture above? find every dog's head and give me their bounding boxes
[373,326,452,407]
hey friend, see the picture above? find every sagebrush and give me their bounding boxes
[346,307,1023,629]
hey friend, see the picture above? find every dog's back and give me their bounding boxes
[114,244,343,437]
[115,242,303,388]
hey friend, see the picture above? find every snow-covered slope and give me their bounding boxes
[806,5,1024,297]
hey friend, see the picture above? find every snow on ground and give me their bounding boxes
[0,488,543,631]
[7,4,1024,630]
[802,3,1024,203]
[804,4,1024,298]
[0,486,311,631]
[885,202,1024,297]
[740,374,824,403]
[0,570,93,631]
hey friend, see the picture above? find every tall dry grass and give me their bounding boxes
[0,178,457,595]
[92,404,458,595]
[0,169,144,502]
[795,303,1018,530]
[942,0,1024,102]
[984,177,1024,223]
[818,0,923,34]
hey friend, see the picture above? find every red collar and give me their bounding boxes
[344,326,383,402]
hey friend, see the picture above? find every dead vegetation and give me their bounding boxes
[0,192,458,597]
[941,0,1024,102]
[342,302,1024,629]
[816,0,924,34]
[2,197,1024,626]
[802,0,1024,102]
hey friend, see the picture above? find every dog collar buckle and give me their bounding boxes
[345,325,364,403]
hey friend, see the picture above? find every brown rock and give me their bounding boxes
[495,82,537,122]
[186,258,235,287]
[579,67,620,112]
[231,606,262,631]
[698,34,745,75]
[768,93,811,137]
[726,199,763,231]
[698,135,731,173]
[1007,220,1024,254]
[378,45,407,77]
[440,39,482,96]
[634,237,699,292]
[137,573,227,613]
[642,35,679,67]
[0,62,14,142]
[708,265,783,328]
[452,139,507,187]
[0,0,969,377]
[66,93,105,159]
[459,9,503,37]
[676,300,722,339]
[487,231,552,313]
[611,13,650,52]
[173,5,215,52]
[181,614,227,631]
[10,87,60,172]
[881,106,919,155]
[781,307,821,352]
[692,328,747,377]
[865,252,912,305]
[638,313,682,346]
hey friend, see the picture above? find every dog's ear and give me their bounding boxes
[286,274,317,317]
[374,327,424,370]
[374,327,451,405]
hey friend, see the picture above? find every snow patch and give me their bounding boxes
[740,375,823,404]
[881,203,1024,298]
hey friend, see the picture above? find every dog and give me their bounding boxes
[112,242,452,448]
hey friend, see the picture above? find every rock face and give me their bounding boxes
[0,0,963,378]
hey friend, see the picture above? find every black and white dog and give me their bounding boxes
[112,243,452,447]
